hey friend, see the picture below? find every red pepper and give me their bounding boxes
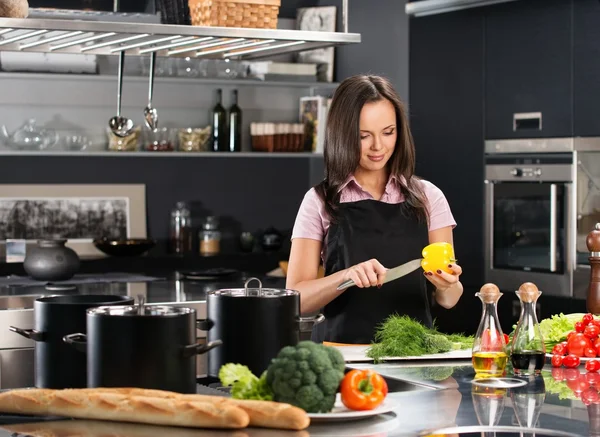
[340,370,388,411]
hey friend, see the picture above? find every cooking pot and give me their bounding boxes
[202,278,324,378]
[63,297,222,394]
[9,294,134,389]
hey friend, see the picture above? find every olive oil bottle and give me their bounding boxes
[472,283,508,377]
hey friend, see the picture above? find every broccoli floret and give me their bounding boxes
[423,333,453,354]
[266,341,345,413]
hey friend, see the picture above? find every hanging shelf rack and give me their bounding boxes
[0,4,360,60]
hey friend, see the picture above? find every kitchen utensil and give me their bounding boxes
[0,119,58,150]
[9,294,134,389]
[143,52,158,130]
[336,258,423,291]
[93,238,156,257]
[63,296,222,394]
[23,239,80,281]
[202,277,325,378]
[108,51,134,138]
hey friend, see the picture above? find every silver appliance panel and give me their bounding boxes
[485,137,600,154]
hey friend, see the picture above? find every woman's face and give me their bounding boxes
[358,98,397,173]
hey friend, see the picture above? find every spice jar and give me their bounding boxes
[199,216,221,256]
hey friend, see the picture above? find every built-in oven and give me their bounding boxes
[484,138,600,298]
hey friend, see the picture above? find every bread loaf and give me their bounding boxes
[76,388,310,430]
[0,0,29,18]
[0,389,249,429]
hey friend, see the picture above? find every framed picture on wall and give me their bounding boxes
[0,184,146,259]
[300,96,329,154]
[296,6,337,83]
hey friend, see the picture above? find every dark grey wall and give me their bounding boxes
[318,0,409,101]
[0,156,318,252]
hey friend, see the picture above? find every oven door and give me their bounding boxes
[484,161,575,296]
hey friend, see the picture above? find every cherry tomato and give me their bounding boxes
[592,319,600,329]
[587,360,600,373]
[586,347,598,358]
[582,387,600,404]
[551,354,564,367]
[552,367,565,381]
[564,368,581,381]
[576,321,585,333]
[585,324,600,340]
[503,333,510,345]
[563,354,581,368]
[340,369,388,411]
[552,344,566,356]
[567,333,593,357]
[586,372,600,386]
[583,313,595,326]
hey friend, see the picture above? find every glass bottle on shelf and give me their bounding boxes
[228,89,242,152]
[511,282,546,375]
[170,201,192,254]
[472,283,508,377]
[211,89,227,152]
[199,216,221,256]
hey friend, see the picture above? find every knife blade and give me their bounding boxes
[336,258,423,291]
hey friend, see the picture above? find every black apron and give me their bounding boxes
[312,199,433,344]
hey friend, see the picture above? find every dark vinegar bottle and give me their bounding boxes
[228,89,242,152]
[211,88,227,152]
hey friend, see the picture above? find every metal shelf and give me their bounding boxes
[0,17,361,60]
[0,150,324,158]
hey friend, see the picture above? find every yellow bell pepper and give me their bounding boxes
[421,242,456,274]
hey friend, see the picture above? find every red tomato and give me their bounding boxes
[594,338,600,350]
[551,354,564,367]
[552,344,566,356]
[563,354,581,368]
[592,319,600,329]
[503,333,510,345]
[583,314,595,326]
[587,360,600,373]
[564,368,581,381]
[568,333,593,357]
[480,328,505,352]
[586,347,598,358]
[576,322,585,333]
[582,387,600,404]
[552,367,565,381]
[567,331,577,341]
[585,324,600,340]
[586,372,600,386]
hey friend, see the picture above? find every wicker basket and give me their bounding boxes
[188,0,280,29]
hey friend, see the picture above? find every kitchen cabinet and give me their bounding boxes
[573,0,600,137]
[485,0,572,139]
[409,9,485,298]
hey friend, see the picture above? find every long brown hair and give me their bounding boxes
[315,74,429,223]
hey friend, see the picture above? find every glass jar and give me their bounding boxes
[170,201,192,254]
[199,216,221,256]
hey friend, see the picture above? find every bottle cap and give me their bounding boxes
[517,282,541,303]
[477,283,502,303]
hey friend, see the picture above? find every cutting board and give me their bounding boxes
[331,345,472,363]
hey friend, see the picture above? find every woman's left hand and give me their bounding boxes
[424,263,462,291]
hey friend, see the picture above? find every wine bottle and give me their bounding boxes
[211,88,227,152]
[228,89,242,152]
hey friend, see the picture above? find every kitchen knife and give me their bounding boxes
[336,258,423,291]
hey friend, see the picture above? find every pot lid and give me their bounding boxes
[87,295,194,317]
[209,277,298,298]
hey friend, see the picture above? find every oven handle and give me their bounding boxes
[550,183,557,272]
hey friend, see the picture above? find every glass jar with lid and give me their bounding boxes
[199,216,221,256]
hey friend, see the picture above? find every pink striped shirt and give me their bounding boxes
[291,176,456,247]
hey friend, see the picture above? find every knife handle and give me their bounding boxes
[337,279,354,291]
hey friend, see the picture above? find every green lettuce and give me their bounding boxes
[218,363,273,401]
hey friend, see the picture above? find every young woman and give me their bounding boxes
[287,75,463,345]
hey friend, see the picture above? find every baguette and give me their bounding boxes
[0,389,249,429]
[75,388,310,431]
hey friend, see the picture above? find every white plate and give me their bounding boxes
[307,394,398,423]
[545,353,595,363]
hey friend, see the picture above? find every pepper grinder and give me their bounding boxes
[587,223,600,314]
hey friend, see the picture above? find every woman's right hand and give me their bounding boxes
[342,259,387,288]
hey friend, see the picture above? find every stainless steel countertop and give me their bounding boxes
[0,362,591,437]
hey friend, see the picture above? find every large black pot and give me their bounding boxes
[64,301,222,394]
[9,294,134,389]
[204,277,324,378]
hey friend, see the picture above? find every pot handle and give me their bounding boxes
[181,339,223,359]
[299,313,325,333]
[196,319,214,331]
[63,333,87,353]
[9,326,45,342]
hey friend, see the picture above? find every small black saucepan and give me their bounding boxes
[9,294,134,389]
[64,298,222,394]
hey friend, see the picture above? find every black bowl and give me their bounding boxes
[93,238,156,257]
